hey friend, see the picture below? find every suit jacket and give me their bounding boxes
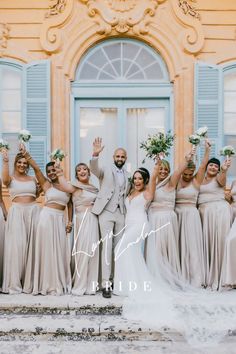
[90,157,129,215]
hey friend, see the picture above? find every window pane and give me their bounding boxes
[224,92,236,112]
[2,90,21,110]
[224,72,236,90]
[2,111,21,132]
[126,107,165,173]
[2,68,21,89]
[78,107,118,183]
[2,133,19,175]
[224,113,236,134]
[224,135,236,178]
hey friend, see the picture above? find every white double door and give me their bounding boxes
[75,99,171,176]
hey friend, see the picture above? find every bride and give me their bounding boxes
[113,156,236,348]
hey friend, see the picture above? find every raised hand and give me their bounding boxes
[1,148,9,162]
[19,142,26,155]
[92,137,104,157]
[221,157,231,172]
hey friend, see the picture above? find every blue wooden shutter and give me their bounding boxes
[194,62,223,160]
[24,60,50,172]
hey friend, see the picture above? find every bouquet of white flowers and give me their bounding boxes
[18,129,31,143]
[196,126,208,138]
[50,148,66,162]
[140,131,175,162]
[188,134,201,146]
[220,145,235,158]
[0,138,10,152]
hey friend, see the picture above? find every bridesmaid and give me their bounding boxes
[56,163,100,295]
[21,149,72,295]
[1,149,40,294]
[198,156,231,290]
[146,151,193,280]
[221,179,236,288]
[175,140,211,287]
[0,178,7,290]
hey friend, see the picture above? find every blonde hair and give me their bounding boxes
[160,159,170,172]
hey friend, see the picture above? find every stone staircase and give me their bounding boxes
[0,293,179,354]
[0,294,235,354]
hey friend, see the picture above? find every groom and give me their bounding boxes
[90,137,129,298]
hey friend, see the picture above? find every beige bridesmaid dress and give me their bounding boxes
[146,179,181,279]
[221,183,236,288]
[0,206,5,290]
[2,178,40,294]
[32,186,71,295]
[175,182,205,287]
[71,183,99,295]
[198,178,231,290]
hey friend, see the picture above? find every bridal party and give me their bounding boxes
[0,130,236,299]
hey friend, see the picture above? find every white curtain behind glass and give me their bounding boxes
[126,107,165,175]
[78,107,118,185]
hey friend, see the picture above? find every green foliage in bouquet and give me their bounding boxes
[140,131,175,163]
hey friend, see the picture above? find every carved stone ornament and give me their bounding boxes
[170,0,204,54]
[80,0,167,35]
[0,23,10,56]
[40,0,74,53]
[178,0,200,20]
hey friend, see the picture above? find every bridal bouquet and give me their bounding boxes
[220,145,235,158]
[50,148,66,162]
[140,131,175,162]
[18,129,31,143]
[196,126,208,138]
[0,138,10,152]
[188,134,201,146]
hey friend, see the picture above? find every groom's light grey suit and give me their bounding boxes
[90,157,129,288]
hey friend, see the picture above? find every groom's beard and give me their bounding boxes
[114,161,126,169]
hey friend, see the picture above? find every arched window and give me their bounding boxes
[71,39,172,174]
[76,39,169,82]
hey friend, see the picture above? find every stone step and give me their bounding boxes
[0,313,177,342]
[0,293,122,315]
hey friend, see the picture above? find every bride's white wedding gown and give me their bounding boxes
[113,192,236,348]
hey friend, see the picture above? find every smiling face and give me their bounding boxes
[157,161,170,181]
[46,164,58,182]
[15,157,29,175]
[133,171,145,192]
[76,164,90,183]
[182,168,195,182]
[113,148,127,169]
[206,162,220,177]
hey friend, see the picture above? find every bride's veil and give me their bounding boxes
[122,227,236,349]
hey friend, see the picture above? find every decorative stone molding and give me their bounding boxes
[0,23,10,56]
[45,0,67,18]
[79,0,167,35]
[170,0,204,54]
[178,0,200,20]
[40,0,74,53]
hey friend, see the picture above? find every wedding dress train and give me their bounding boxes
[113,192,236,348]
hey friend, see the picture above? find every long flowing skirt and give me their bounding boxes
[0,208,5,290]
[146,209,181,279]
[71,208,99,295]
[2,202,40,294]
[198,200,231,290]
[221,218,236,287]
[176,205,205,287]
[33,207,71,295]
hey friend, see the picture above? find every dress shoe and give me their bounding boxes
[102,287,112,298]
